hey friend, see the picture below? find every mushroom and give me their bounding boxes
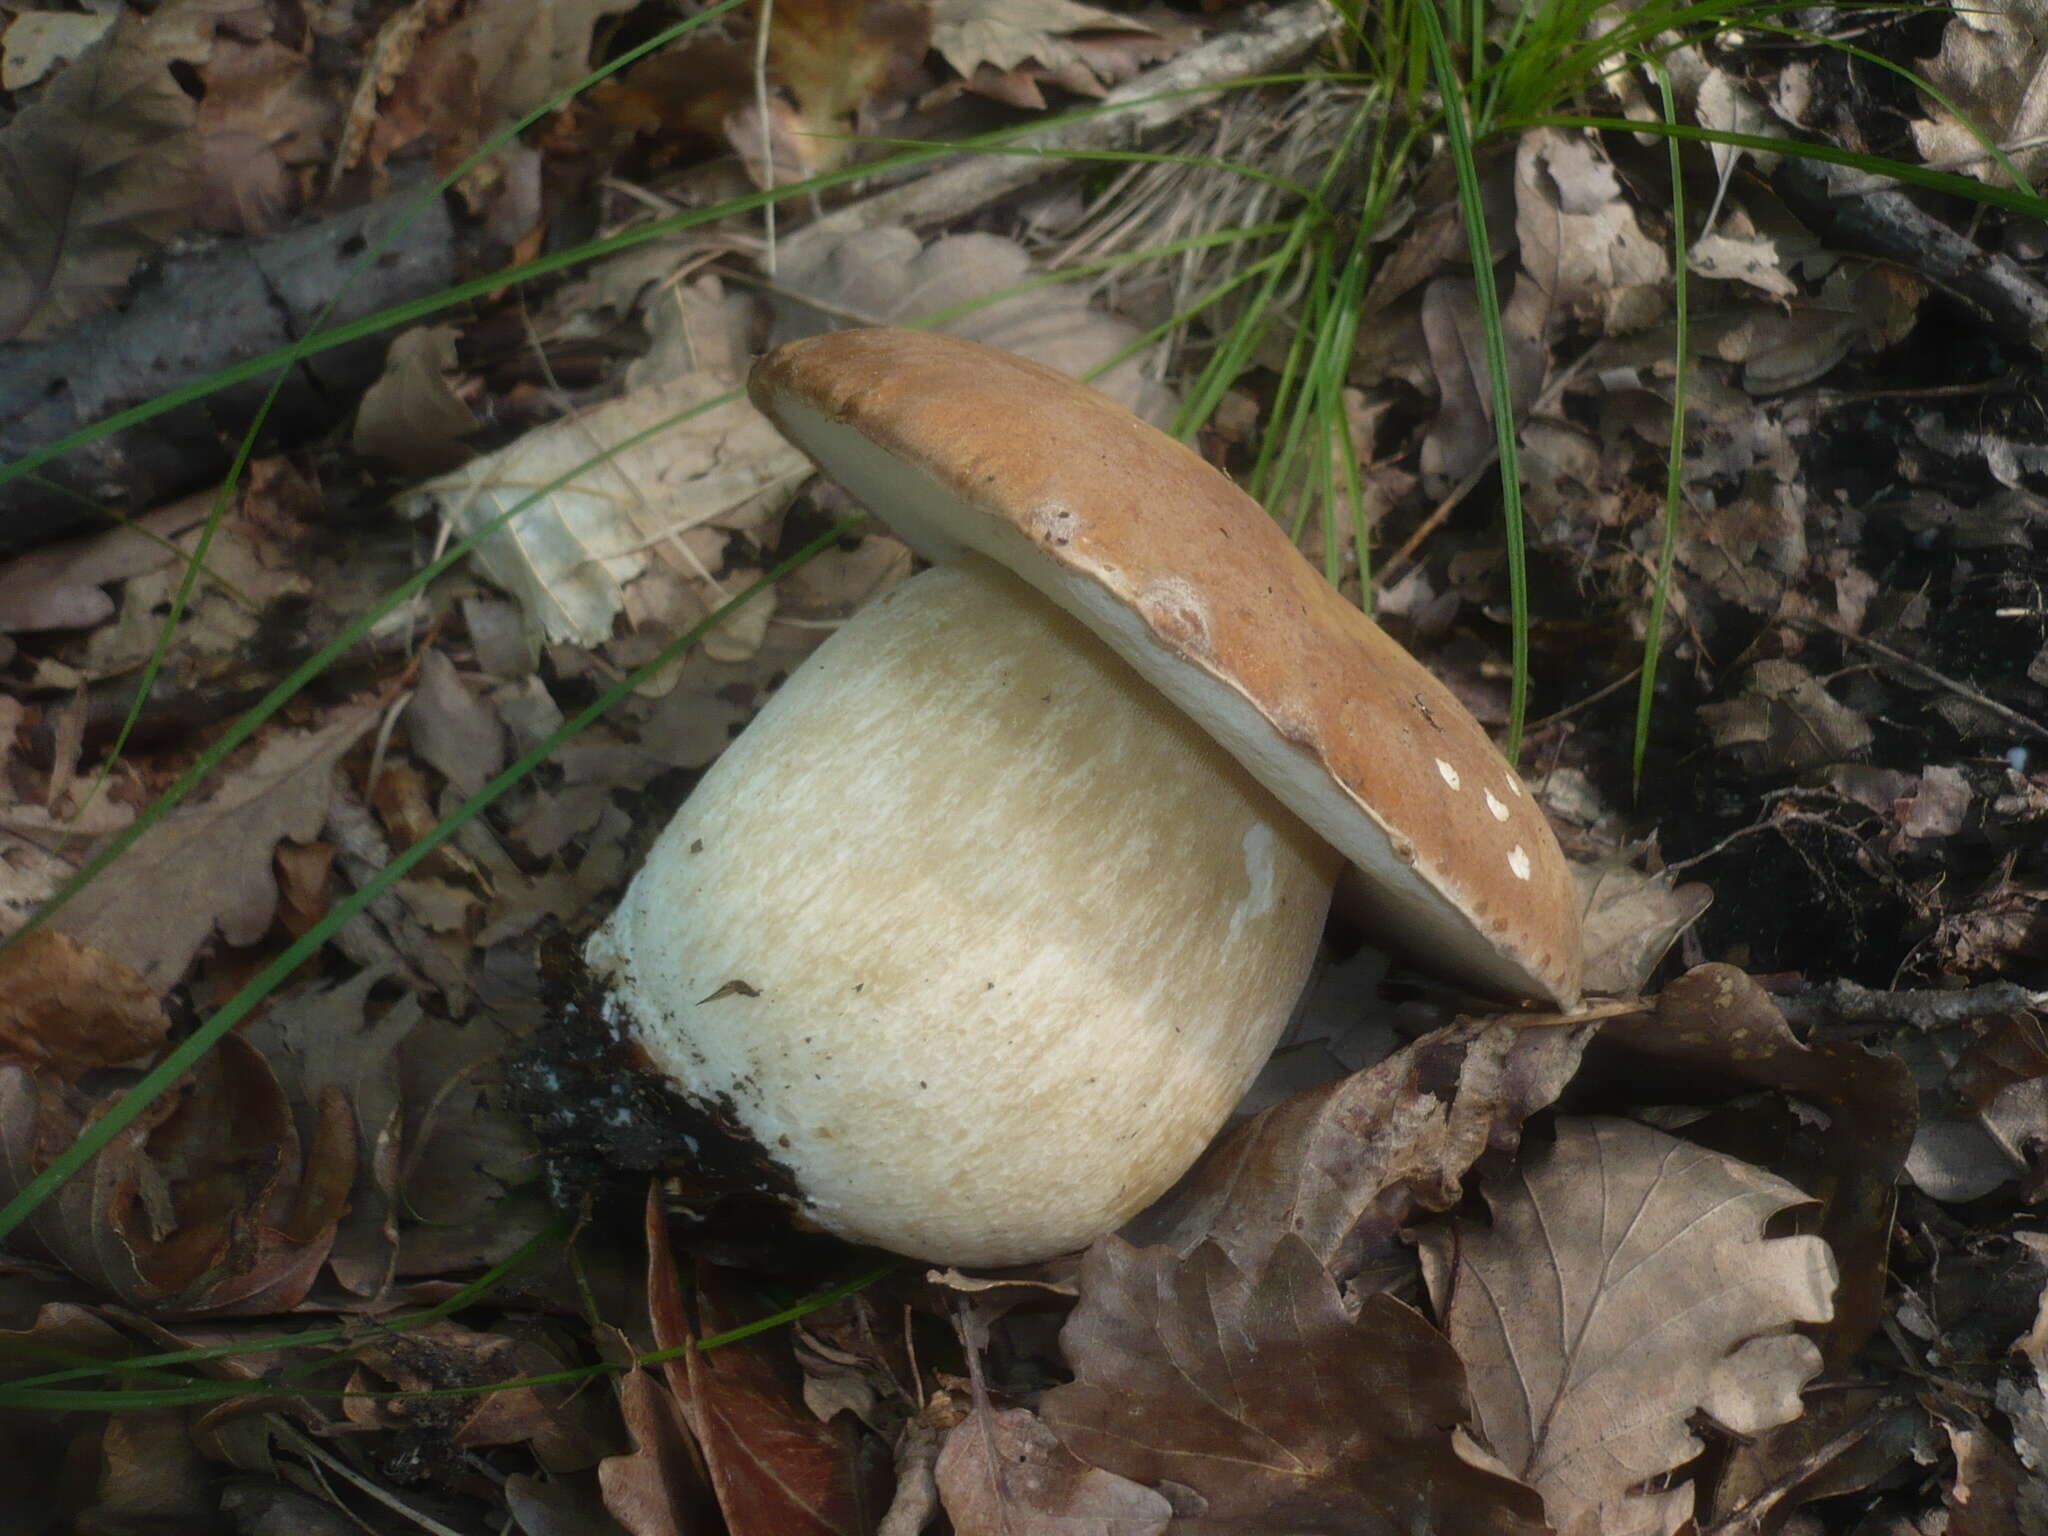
[583,329,1581,1266]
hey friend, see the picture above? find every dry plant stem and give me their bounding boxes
[1776,977,2048,1032]
[1795,615,2048,743]
[1774,157,2048,355]
[779,0,1339,266]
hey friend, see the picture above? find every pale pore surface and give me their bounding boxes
[588,560,1339,1264]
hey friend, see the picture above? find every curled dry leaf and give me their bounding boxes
[1419,1117,1837,1536]
[1044,1235,1551,1533]
[0,1033,346,1315]
[937,1406,1170,1535]
[0,929,166,1078]
[1126,1012,1593,1287]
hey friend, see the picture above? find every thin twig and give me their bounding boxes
[1795,614,2048,743]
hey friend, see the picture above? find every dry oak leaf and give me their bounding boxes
[937,1406,1171,1535]
[933,0,1155,80]
[1043,1235,1551,1534]
[1419,1117,1838,1536]
[0,8,203,340]
[52,704,378,988]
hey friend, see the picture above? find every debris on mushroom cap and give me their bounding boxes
[751,329,1584,1007]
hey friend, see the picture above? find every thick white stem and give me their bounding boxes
[588,559,1338,1264]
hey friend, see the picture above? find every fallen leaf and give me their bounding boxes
[937,1406,1170,1535]
[1126,1012,1592,1287]
[0,10,115,91]
[933,0,1153,80]
[0,930,167,1079]
[52,706,379,988]
[192,33,335,233]
[675,1261,877,1534]
[409,648,508,798]
[352,325,480,475]
[0,10,203,340]
[1572,858,1712,997]
[768,0,930,168]
[1911,0,2048,186]
[401,370,808,648]
[0,1033,344,1314]
[1512,128,1668,337]
[1420,1117,1837,1536]
[1044,1235,1550,1533]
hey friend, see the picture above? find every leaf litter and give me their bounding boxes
[3,2,2048,1533]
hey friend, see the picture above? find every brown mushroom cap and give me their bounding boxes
[751,329,1583,1006]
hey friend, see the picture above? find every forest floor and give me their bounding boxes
[2,2,2047,1533]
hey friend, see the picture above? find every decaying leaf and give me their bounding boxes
[932,0,1162,86]
[1044,1235,1550,1532]
[352,325,479,476]
[1911,0,2048,187]
[937,1406,1170,1535]
[0,10,203,340]
[52,705,379,988]
[1,11,114,91]
[0,1033,346,1314]
[1127,1012,1593,1286]
[1512,128,1668,337]
[0,929,166,1079]
[1572,858,1713,997]
[401,365,808,648]
[1697,658,1872,775]
[768,0,930,167]
[1420,1117,1837,1536]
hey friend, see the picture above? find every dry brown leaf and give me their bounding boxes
[0,1033,344,1314]
[52,705,379,988]
[1911,0,2048,186]
[768,0,930,167]
[0,929,167,1078]
[1513,128,1668,338]
[192,33,335,233]
[1420,1117,1837,1536]
[1044,1235,1550,1533]
[410,648,508,798]
[937,1406,1170,1535]
[599,1366,714,1536]
[352,325,480,476]
[0,10,204,340]
[1572,858,1712,997]
[1127,1012,1592,1287]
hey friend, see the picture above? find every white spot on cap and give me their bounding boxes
[1504,774,1523,798]
[1436,758,1461,790]
[1508,845,1532,881]
[1484,789,1509,822]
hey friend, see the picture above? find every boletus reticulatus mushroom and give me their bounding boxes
[581,329,1581,1266]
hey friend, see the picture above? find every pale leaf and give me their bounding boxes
[1419,1117,1838,1536]
[400,373,809,647]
